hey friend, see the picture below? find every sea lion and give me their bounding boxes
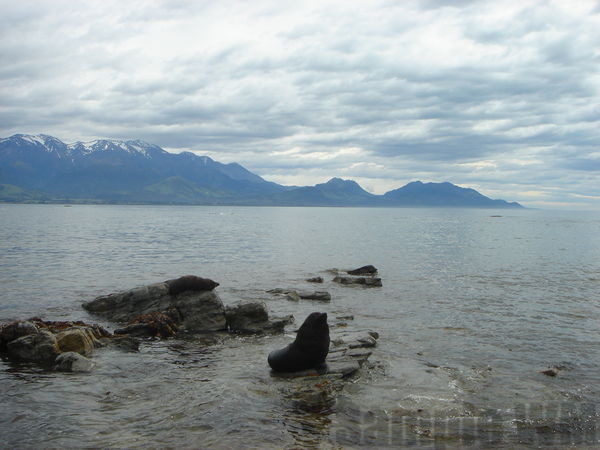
[165,275,219,296]
[267,312,330,373]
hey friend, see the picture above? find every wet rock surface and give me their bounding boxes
[306,276,324,283]
[83,276,227,332]
[225,301,294,334]
[333,276,382,287]
[269,328,379,413]
[0,318,137,369]
[269,311,378,379]
[268,288,332,302]
[55,351,95,372]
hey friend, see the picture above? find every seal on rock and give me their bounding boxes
[165,275,219,296]
[267,312,330,373]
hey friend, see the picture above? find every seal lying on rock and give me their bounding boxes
[268,312,330,373]
[165,275,219,296]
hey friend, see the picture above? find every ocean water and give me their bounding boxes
[0,204,599,448]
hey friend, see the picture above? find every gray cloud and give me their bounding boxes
[0,0,599,209]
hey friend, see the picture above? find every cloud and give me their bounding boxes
[0,0,599,208]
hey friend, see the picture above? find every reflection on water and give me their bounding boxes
[0,205,599,447]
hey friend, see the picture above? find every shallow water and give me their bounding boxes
[1,204,599,448]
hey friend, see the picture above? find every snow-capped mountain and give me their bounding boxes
[0,134,284,201]
[0,133,523,207]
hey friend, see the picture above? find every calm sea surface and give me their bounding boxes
[1,204,599,448]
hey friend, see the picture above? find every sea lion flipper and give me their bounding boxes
[314,362,328,375]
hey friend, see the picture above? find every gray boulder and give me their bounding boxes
[225,301,293,334]
[0,321,39,348]
[83,276,227,332]
[55,351,95,372]
[54,352,96,372]
[6,330,60,362]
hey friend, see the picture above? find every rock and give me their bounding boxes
[6,330,60,363]
[267,288,289,294]
[297,291,332,301]
[271,329,378,379]
[225,301,293,334]
[114,323,158,338]
[347,265,378,275]
[82,277,227,333]
[173,291,226,332]
[285,291,301,302]
[270,289,331,302]
[115,310,179,338]
[55,327,99,356]
[336,315,354,321]
[83,282,172,321]
[0,321,39,348]
[541,368,559,377]
[55,351,95,372]
[98,335,140,352]
[306,276,324,283]
[333,276,382,287]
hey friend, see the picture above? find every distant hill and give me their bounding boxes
[269,177,377,206]
[0,134,523,208]
[383,181,523,208]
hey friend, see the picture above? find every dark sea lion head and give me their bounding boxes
[294,312,329,358]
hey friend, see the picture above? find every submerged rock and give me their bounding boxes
[297,291,332,302]
[115,310,180,338]
[285,291,301,302]
[269,289,331,302]
[98,335,140,352]
[333,276,382,287]
[306,276,324,283]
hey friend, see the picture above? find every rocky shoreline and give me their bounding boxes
[1,267,382,382]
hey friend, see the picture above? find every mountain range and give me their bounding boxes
[0,134,523,208]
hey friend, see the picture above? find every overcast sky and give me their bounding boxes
[1,0,599,209]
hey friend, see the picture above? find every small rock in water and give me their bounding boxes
[55,351,95,372]
[336,315,354,321]
[306,276,324,283]
[541,368,559,377]
[346,265,378,275]
[297,291,332,302]
[333,276,382,287]
[285,291,301,302]
[225,301,293,334]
